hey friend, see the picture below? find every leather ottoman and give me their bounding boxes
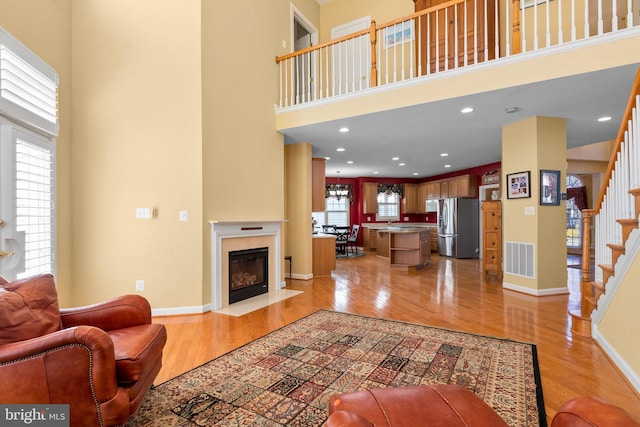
[327,384,509,427]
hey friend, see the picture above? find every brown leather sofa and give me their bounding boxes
[326,384,640,427]
[0,274,167,426]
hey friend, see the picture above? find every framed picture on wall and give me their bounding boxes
[506,171,531,199]
[540,170,561,205]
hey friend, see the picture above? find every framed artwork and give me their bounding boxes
[540,170,561,205]
[383,21,414,49]
[506,171,531,199]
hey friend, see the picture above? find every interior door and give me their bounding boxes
[0,122,55,281]
[294,32,313,103]
[331,16,371,94]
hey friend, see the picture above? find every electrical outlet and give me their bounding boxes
[404,216,409,221]
[136,208,153,219]
[135,280,144,291]
[179,210,188,222]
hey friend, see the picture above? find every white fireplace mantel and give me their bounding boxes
[209,220,286,311]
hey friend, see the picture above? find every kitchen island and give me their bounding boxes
[374,226,431,271]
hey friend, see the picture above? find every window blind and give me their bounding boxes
[15,138,54,278]
[0,27,58,136]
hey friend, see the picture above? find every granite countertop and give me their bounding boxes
[362,223,436,230]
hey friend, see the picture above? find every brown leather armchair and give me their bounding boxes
[0,274,167,426]
[326,384,640,427]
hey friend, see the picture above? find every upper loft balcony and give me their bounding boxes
[275,0,640,148]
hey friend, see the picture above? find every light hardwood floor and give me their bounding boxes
[153,252,640,424]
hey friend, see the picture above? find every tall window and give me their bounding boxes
[376,192,400,222]
[566,175,584,248]
[312,197,350,230]
[16,138,55,278]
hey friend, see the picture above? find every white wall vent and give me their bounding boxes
[505,241,535,278]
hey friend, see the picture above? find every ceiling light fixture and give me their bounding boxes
[598,116,612,122]
[328,171,349,200]
[461,107,474,113]
[373,171,380,175]
[392,157,400,161]
[399,163,406,166]
[444,164,452,168]
[339,127,350,133]
[324,156,331,160]
[505,107,520,114]
[336,147,346,152]
[413,172,419,176]
[440,153,448,157]
[347,160,354,164]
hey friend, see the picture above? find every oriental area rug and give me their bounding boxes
[127,310,546,426]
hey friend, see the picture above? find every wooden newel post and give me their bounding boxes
[512,0,522,54]
[580,209,593,316]
[369,20,378,88]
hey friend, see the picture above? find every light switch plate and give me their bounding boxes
[136,208,153,219]
[179,210,188,222]
[524,206,535,215]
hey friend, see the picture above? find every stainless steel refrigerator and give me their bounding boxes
[437,198,479,258]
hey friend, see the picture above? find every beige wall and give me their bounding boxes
[0,0,73,305]
[70,1,203,307]
[502,116,567,292]
[319,0,414,43]
[201,0,319,303]
[285,144,314,277]
[598,244,640,375]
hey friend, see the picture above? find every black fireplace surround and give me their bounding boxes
[229,247,268,304]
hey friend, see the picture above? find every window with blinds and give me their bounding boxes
[15,138,54,279]
[312,197,350,231]
[0,27,58,137]
[376,192,400,221]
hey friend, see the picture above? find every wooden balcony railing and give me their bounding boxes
[571,67,640,337]
[276,0,639,108]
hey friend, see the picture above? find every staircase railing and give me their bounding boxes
[573,67,640,337]
[276,0,638,108]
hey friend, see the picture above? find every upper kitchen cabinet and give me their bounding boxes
[454,174,478,198]
[312,158,326,212]
[417,182,429,213]
[426,181,440,200]
[362,182,379,214]
[403,183,418,213]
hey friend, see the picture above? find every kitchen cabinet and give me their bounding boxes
[426,181,440,200]
[417,182,429,212]
[414,0,496,74]
[440,180,450,198]
[481,201,502,281]
[454,174,478,198]
[312,234,336,277]
[362,227,377,250]
[312,158,326,212]
[362,182,379,214]
[403,183,418,213]
[389,229,430,271]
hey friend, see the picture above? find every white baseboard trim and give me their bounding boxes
[152,305,208,317]
[593,325,640,393]
[290,273,313,280]
[502,282,569,296]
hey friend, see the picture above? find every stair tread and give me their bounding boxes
[591,281,605,291]
[606,243,625,250]
[598,264,614,272]
[617,218,638,225]
[568,309,591,321]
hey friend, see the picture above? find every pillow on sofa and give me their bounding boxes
[0,273,62,344]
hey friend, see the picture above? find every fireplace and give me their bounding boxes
[229,247,268,304]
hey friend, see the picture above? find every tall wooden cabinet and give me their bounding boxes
[481,201,502,281]
[414,0,496,74]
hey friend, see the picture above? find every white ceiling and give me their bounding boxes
[280,64,639,178]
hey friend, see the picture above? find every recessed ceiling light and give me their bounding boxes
[413,172,419,176]
[461,107,474,113]
[347,160,354,164]
[399,163,406,166]
[392,157,400,161]
[336,147,346,152]
[324,156,330,160]
[339,127,349,133]
[444,164,452,168]
[373,171,379,174]
[440,153,448,157]
[505,107,520,114]
[598,116,612,122]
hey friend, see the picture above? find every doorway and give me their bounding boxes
[291,5,318,104]
[330,16,371,95]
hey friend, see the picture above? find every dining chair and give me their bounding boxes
[347,224,360,254]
